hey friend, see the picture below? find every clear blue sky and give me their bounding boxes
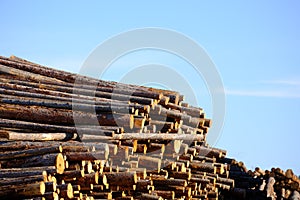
[1,1,299,175]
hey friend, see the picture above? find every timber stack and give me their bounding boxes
[0,55,299,200]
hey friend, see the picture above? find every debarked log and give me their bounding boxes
[0,130,77,141]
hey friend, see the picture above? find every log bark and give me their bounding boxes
[65,151,108,161]
[0,63,64,84]
[0,82,156,109]
[105,171,137,186]
[56,183,74,199]
[151,190,175,199]
[140,193,163,200]
[0,153,65,174]
[152,177,187,187]
[190,162,216,174]
[0,167,54,178]
[1,76,163,101]
[113,133,204,141]
[3,56,173,100]
[0,181,45,197]
[0,94,135,114]
[0,103,134,128]
[0,145,62,160]
[165,102,203,117]
[0,175,46,186]
[138,156,161,172]
[0,118,122,135]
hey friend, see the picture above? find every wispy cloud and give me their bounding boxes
[260,80,300,86]
[225,88,300,98]
[225,79,300,98]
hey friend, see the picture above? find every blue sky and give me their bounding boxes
[1,1,299,175]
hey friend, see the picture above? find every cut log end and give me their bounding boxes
[55,153,65,174]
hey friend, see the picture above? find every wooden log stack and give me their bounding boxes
[218,159,300,200]
[0,55,299,200]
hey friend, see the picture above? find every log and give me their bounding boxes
[140,193,163,200]
[0,76,162,100]
[56,183,74,199]
[136,179,152,191]
[0,144,62,161]
[169,171,191,180]
[65,151,108,162]
[165,102,203,117]
[152,178,187,187]
[0,118,128,135]
[0,80,155,107]
[80,133,203,143]
[190,162,216,174]
[266,177,277,199]
[0,88,136,109]
[194,145,223,158]
[0,93,135,114]
[56,170,84,180]
[0,167,54,179]
[0,63,64,84]
[0,130,77,141]
[0,153,65,174]
[0,181,45,197]
[151,190,175,199]
[0,103,134,127]
[0,175,46,186]
[105,171,137,186]
[3,56,173,100]
[112,133,204,141]
[43,192,59,200]
[90,192,113,199]
[138,156,162,172]
[0,141,63,151]
[0,81,155,108]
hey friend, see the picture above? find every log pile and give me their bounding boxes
[220,159,300,200]
[0,55,299,200]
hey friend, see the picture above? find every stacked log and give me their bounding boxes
[0,55,299,200]
[218,159,300,200]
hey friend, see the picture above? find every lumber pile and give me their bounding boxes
[0,55,299,200]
